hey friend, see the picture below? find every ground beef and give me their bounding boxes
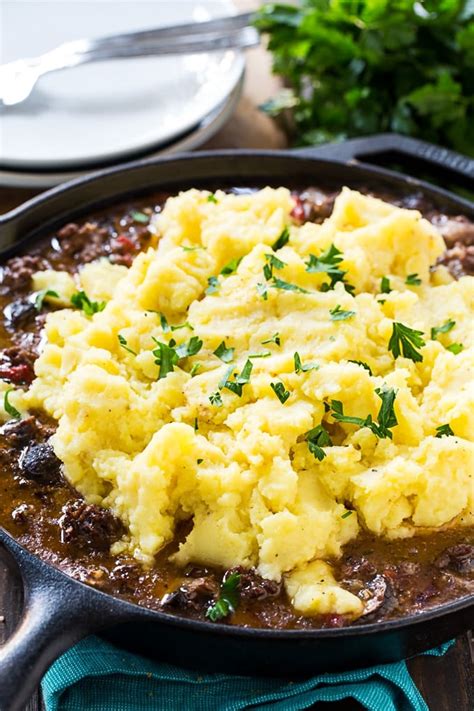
[161,576,219,611]
[291,189,339,224]
[438,242,474,278]
[1,416,43,449]
[0,346,36,384]
[435,544,474,575]
[0,255,46,296]
[231,567,282,602]
[56,221,112,263]
[11,503,34,525]
[3,297,37,328]
[429,214,474,248]
[58,499,124,552]
[19,442,63,485]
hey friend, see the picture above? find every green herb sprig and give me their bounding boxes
[206,572,241,622]
[4,388,21,420]
[70,291,106,316]
[305,423,332,461]
[388,322,425,362]
[331,386,398,439]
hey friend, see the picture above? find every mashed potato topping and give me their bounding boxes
[20,187,473,616]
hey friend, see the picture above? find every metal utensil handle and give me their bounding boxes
[297,133,474,183]
[0,530,134,711]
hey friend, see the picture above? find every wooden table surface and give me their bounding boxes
[0,1,472,707]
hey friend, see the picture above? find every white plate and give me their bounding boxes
[0,0,243,170]
[0,75,243,188]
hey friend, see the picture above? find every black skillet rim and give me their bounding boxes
[1,147,473,639]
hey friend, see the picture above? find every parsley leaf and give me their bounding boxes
[190,363,201,377]
[214,341,234,363]
[431,319,456,340]
[222,360,253,397]
[175,336,203,359]
[306,244,354,294]
[306,424,332,461]
[388,322,425,362]
[265,253,286,271]
[435,423,454,437]
[206,571,241,622]
[341,510,353,519]
[270,381,290,403]
[348,360,373,375]
[207,194,218,204]
[331,386,398,439]
[446,342,463,354]
[152,340,179,380]
[405,273,422,286]
[248,352,271,358]
[117,334,137,355]
[4,388,21,420]
[70,291,106,317]
[293,352,319,373]
[256,282,268,300]
[35,289,59,310]
[182,245,204,252]
[272,277,309,293]
[131,210,150,224]
[330,304,355,321]
[220,256,243,275]
[262,333,281,346]
[380,276,391,294]
[209,391,223,406]
[205,276,220,295]
[272,226,290,251]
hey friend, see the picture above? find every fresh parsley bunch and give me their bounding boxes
[255,0,474,155]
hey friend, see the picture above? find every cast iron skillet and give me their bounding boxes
[0,134,473,711]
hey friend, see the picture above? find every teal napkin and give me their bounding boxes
[42,635,453,711]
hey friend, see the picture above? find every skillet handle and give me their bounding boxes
[296,133,474,183]
[0,530,133,711]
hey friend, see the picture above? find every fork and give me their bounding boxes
[0,12,259,107]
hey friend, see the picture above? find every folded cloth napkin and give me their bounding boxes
[41,635,453,711]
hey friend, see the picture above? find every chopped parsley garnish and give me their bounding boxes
[207,194,218,204]
[435,423,454,438]
[214,341,234,363]
[272,277,309,294]
[152,336,202,379]
[182,245,204,252]
[341,510,353,519]
[35,289,59,310]
[222,360,253,397]
[329,304,355,321]
[256,282,268,300]
[220,256,243,275]
[152,340,179,380]
[331,386,398,439]
[293,352,319,373]
[194,417,199,431]
[209,391,223,406]
[262,333,281,346]
[348,360,373,375]
[272,226,290,251]
[206,571,241,622]
[190,363,201,377]
[205,276,220,295]
[175,336,203,359]
[306,424,332,461]
[117,334,137,355]
[263,253,286,281]
[305,244,354,294]
[380,276,391,294]
[446,342,463,354]
[70,291,106,317]
[197,458,204,464]
[131,210,150,224]
[160,313,194,333]
[4,388,21,420]
[431,319,455,340]
[388,322,425,362]
[248,352,271,358]
[270,381,290,403]
[405,273,422,286]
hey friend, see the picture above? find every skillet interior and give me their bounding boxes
[0,148,473,683]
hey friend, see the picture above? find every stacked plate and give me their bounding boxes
[0,0,245,187]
